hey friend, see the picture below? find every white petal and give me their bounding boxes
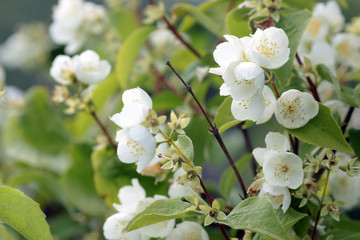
[219,83,231,96]
[209,67,224,76]
[103,213,142,240]
[213,37,244,70]
[166,221,209,240]
[50,55,74,85]
[116,178,146,215]
[262,182,291,212]
[231,90,265,121]
[256,85,276,124]
[110,104,148,129]
[122,87,153,110]
[265,132,290,152]
[252,147,267,166]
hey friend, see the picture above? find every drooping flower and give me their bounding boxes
[231,90,265,122]
[262,150,304,189]
[115,124,156,173]
[253,131,290,166]
[246,27,290,69]
[259,182,291,212]
[50,55,74,85]
[166,221,209,240]
[275,89,319,129]
[256,85,276,124]
[73,50,111,84]
[222,61,265,101]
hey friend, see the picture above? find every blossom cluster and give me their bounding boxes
[50,0,107,54]
[252,132,304,212]
[103,179,209,240]
[210,27,319,129]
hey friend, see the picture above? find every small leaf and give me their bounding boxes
[0,186,53,240]
[287,104,354,154]
[274,9,312,86]
[226,8,251,37]
[124,196,203,232]
[317,64,357,107]
[219,154,252,198]
[276,208,307,230]
[115,26,155,90]
[175,135,194,163]
[217,197,289,240]
[349,129,360,158]
[214,96,241,134]
[173,3,224,37]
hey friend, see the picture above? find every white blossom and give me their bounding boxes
[231,90,265,121]
[262,150,304,189]
[50,55,74,85]
[306,41,336,75]
[103,213,142,240]
[115,125,156,173]
[256,85,276,124]
[332,33,360,68]
[168,167,199,198]
[253,131,290,166]
[246,27,290,69]
[113,179,146,215]
[110,87,152,129]
[259,182,291,213]
[166,221,209,240]
[222,61,264,100]
[83,2,107,34]
[73,50,111,85]
[275,89,319,129]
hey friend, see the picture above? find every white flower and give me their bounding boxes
[113,179,146,215]
[210,35,251,76]
[52,0,84,30]
[231,90,265,121]
[73,50,111,84]
[110,87,152,129]
[168,167,199,198]
[306,41,336,75]
[253,131,290,166]
[103,213,142,240]
[324,100,348,122]
[83,2,107,34]
[263,150,304,189]
[259,182,291,213]
[115,125,156,173]
[50,55,74,85]
[275,89,319,129]
[312,1,344,33]
[246,27,290,69]
[222,61,264,100]
[332,33,360,68]
[256,85,276,124]
[166,221,209,240]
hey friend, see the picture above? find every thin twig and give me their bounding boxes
[341,106,355,133]
[147,0,202,59]
[166,61,248,199]
[295,53,321,102]
[311,169,330,240]
[89,109,117,152]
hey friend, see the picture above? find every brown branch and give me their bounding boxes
[167,61,248,199]
[147,0,202,59]
[295,53,321,102]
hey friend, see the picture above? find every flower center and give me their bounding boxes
[307,19,322,37]
[126,140,146,157]
[255,38,280,59]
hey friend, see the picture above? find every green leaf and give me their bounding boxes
[226,8,251,37]
[354,84,360,107]
[175,135,194,163]
[62,144,108,216]
[276,208,307,230]
[18,87,69,153]
[336,0,349,9]
[325,230,360,240]
[173,3,224,37]
[317,64,357,107]
[217,197,289,240]
[219,154,252,198]
[0,186,52,240]
[110,10,138,38]
[349,129,360,158]
[287,104,354,154]
[0,225,11,240]
[115,26,155,90]
[274,10,312,86]
[124,196,203,232]
[152,91,184,111]
[282,0,315,9]
[214,96,241,134]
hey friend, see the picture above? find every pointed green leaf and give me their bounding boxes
[214,96,241,134]
[124,196,203,232]
[175,135,194,163]
[317,64,357,107]
[226,8,251,37]
[287,104,354,154]
[173,3,224,37]
[219,154,252,198]
[217,197,289,240]
[274,10,312,86]
[0,186,52,240]
[116,26,155,90]
[276,208,307,230]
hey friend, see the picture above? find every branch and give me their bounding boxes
[166,61,248,199]
[147,0,202,59]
